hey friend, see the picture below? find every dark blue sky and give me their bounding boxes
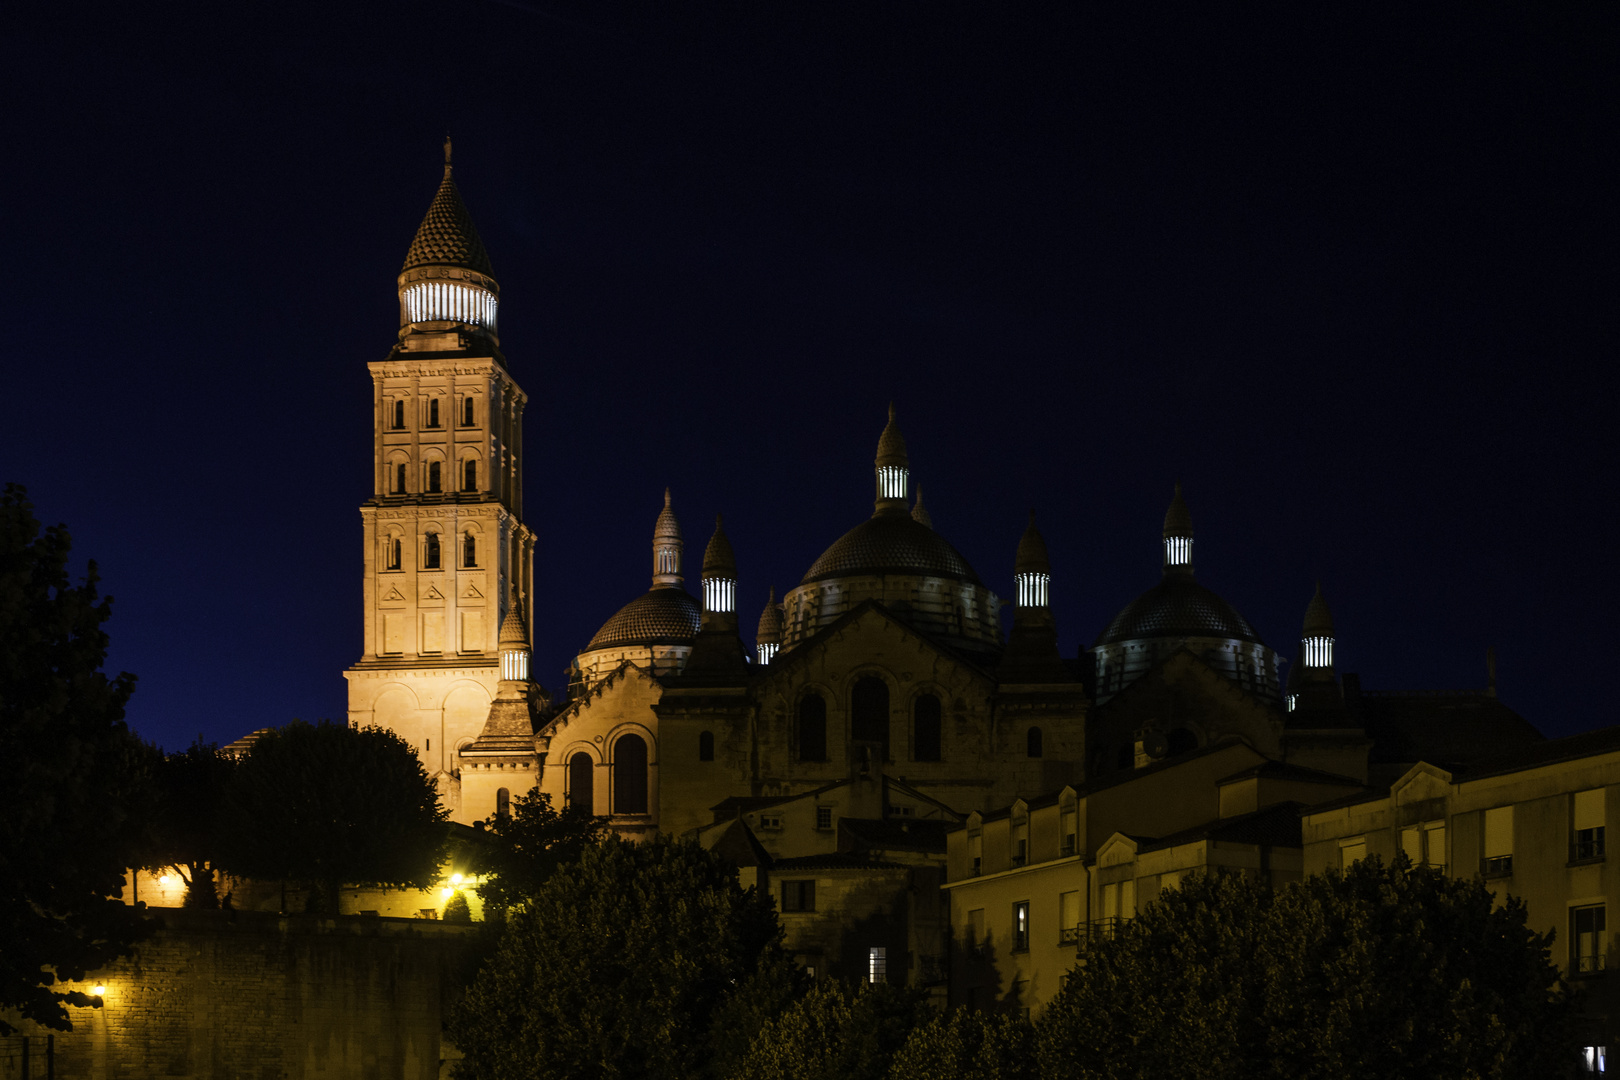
[5,2,1615,752]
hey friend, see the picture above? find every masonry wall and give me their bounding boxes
[0,909,468,1080]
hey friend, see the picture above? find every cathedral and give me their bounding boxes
[344,144,1544,987]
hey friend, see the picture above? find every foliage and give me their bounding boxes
[1036,858,1576,1080]
[889,1007,1037,1080]
[0,484,150,1033]
[139,738,236,908]
[442,891,473,925]
[220,720,446,914]
[729,978,934,1080]
[450,835,797,1080]
[471,788,607,914]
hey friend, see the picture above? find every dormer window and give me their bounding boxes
[462,397,475,426]
[392,400,405,429]
[427,399,440,428]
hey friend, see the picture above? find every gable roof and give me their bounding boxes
[1137,801,1305,853]
[765,599,997,684]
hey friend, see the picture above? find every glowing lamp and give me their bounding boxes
[440,887,454,899]
[158,874,172,886]
[450,873,463,885]
[91,984,106,997]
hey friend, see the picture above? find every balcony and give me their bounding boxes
[1576,953,1607,976]
[1481,855,1513,878]
[1089,917,1121,941]
[1058,925,1081,947]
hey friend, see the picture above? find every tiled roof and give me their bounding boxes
[1356,689,1542,768]
[1094,575,1264,647]
[587,587,701,650]
[1137,801,1305,854]
[772,852,907,871]
[840,817,951,854]
[802,511,981,585]
[1217,761,1363,787]
[1455,723,1620,783]
[402,172,493,277]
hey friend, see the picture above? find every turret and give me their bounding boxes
[1014,510,1051,610]
[755,587,783,665]
[874,404,910,515]
[1286,584,1339,713]
[498,589,532,686]
[1162,482,1194,575]
[1002,510,1065,680]
[701,514,738,631]
[911,486,933,529]
[652,488,684,588]
[397,138,500,348]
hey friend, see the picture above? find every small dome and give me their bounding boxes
[1015,510,1051,575]
[756,586,784,644]
[876,404,908,469]
[911,488,933,529]
[654,488,681,541]
[802,513,981,585]
[587,588,701,651]
[1163,482,1193,539]
[703,514,737,578]
[1094,575,1263,647]
[498,592,529,649]
[1303,584,1334,637]
[401,139,494,278]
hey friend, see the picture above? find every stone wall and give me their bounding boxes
[1,908,469,1080]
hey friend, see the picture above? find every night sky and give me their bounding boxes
[6,3,1616,753]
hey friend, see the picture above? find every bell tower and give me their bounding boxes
[344,140,536,820]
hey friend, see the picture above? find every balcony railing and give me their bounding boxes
[1089,917,1122,940]
[1572,839,1607,863]
[1577,953,1607,975]
[1058,926,1081,946]
[1481,855,1513,878]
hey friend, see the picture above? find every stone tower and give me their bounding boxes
[344,140,536,819]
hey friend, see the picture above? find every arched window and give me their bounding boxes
[1026,726,1043,758]
[427,461,442,493]
[427,399,440,428]
[912,694,942,762]
[424,532,440,570]
[462,397,475,426]
[613,734,649,815]
[495,787,510,820]
[699,731,714,762]
[797,693,827,762]
[392,399,405,429]
[394,463,407,494]
[463,531,477,568]
[386,538,401,571]
[852,677,890,762]
[568,752,594,813]
[463,459,477,492]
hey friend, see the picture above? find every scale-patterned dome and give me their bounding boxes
[802,513,981,585]
[587,588,701,650]
[401,143,494,277]
[1094,575,1263,647]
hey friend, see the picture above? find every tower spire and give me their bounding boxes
[443,133,453,177]
[652,488,684,588]
[397,140,499,345]
[1162,482,1194,575]
[873,403,910,515]
[701,514,738,620]
[756,586,783,665]
[911,486,933,528]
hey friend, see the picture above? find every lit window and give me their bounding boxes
[704,577,735,614]
[1164,536,1192,566]
[877,465,907,499]
[392,399,405,429]
[781,880,815,912]
[1575,905,1607,975]
[427,399,440,428]
[698,731,714,761]
[463,459,477,492]
[424,532,440,570]
[1483,806,1513,876]
[1575,789,1607,861]
[868,946,887,984]
[1581,1046,1607,1075]
[757,642,778,665]
[1016,571,1049,608]
[462,397,475,427]
[463,532,477,568]
[1013,901,1029,951]
[427,461,442,493]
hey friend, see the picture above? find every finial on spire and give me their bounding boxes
[911,486,933,528]
[652,488,684,587]
[443,133,453,176]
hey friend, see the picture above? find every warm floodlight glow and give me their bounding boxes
[158,874,173,886]
[403,282,497,331]
[502,649,530,682]
[450,873,464,885]
[440,887,454,899]
[91,984,106,997]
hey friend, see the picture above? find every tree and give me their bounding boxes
[141,738,236,908]
[450,835,798,1080]
[1036,858,1577,1080]
[0,484,150,1032]
[889,1007,1037,1080]
[728,978,934,1080]
[220,720,446,914]
[471,788,607,915]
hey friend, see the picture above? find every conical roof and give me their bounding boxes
[654,488,681,541]
[911,488,933,529]
[756,586,783,644]
[1303,584,1335,637]
[875,403,908,469]
[703,514,737,578]
[1015,510,1051,576]
[498,591,529,649]
[401,139,494,278]
[1162,482,1193,538]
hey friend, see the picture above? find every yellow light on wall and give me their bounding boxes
[439,887,454,899]
[450,873,463,885]
[158,874,173,886]
[91,984,106,997]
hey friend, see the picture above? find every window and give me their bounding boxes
[1399,820,1446,871]
[851,677,890,761]
[386,538,401,571]
[868,946,887,984]
[1061,807,1078,857]
[1581,1046,1607,1075]
[1012,901,1030,951]
[968,908,985,948]
[698,731,714,761]
[1339,836,1366,868]
[423,532,441,570]
[815,806,833,830]
[1574,905,1607,974]
[912,694,942,761]
[1059,890,1081,945]
[392,399,405,429]
[781,880,815,912]
[1483,806,1514,876]
[1575,789,1607,862]
[613,734,649,814]
[427,399,440,428]
[1159,870,1182,894]
[461,531,477,568]
[1026,726,1043,758]
[798,693,827,762]
[969,831,982,876]
[568,752,594,813]
[495,787,510,821]
[463,459,477,492]
[427,461,442,493]
[759,813,783,830]
[1012,820,1028,867]
[394,463,407,494]
[462,396,475,427]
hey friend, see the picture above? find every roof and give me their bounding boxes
[1094,574,1264,647]
[1137,801,1305,854]
[401,166,494,278]
[498,594,529,650]
[1356,688,1542,768]
[756,587,783,643]
[911,488,933,528]
[840,817,951,854]
[1217,761,1363,787]
[709,779,849,824]
[772,852,907,871]
[702,515,736,578]
[1455,723,1620,783]
[1162,483,1193,538]
[1302,585,1334,637]
[875,404,907,469]
[1014,511,1050,576]
[222,727,275,758]
[802,510,982,585]
[586,587,701,651]
[707,818,772,868]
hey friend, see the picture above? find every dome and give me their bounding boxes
[802,512,982,585]
[1302,584,1334,637]
[1094,575,1264,647]
[402,140,494,278]
[756,586,783,644]
[587,588,701,650]
[1014,511,1051,576]
[703,514,736,578]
